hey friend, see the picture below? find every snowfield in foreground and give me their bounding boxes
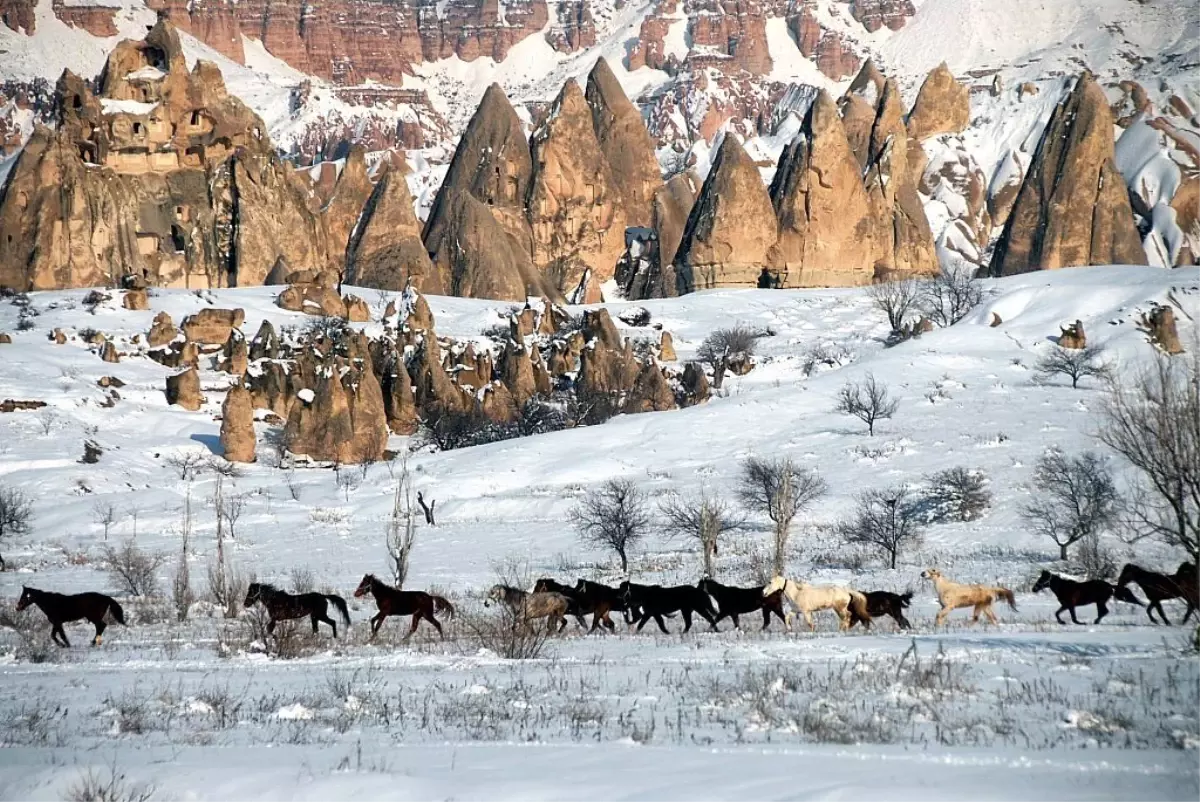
[0,266,1197,800]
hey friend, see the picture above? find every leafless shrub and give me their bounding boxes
[164,451,206,481]
[335,465,361,501]
[207,559,248,619]
[0,602,61,663]
[283,468,302,501]
[100,540,165,597]
[570,479,650,573]
[81,290,111,315]
[1021,450,1120,563]
[218,492,247,540]
[1035,344,1111,389]
[801,342,853,377]
[204,455,243,478]
[65,760,156,802]
[92,501,118,541]
[838,486,924,569]
[737,457,827,575]
[36,410,57,435]
[867,277,923,334]
[171,487,194,622]
[659,491,743,576]
[289,566,315,594]
[921,268,983,327]
[835,373,899,436]
[1098,358,1199,562]
[0,485,33,570]
[923,467,992,523]
[459,606,550,660]
[697,326,760,389]
[385,452,418,587]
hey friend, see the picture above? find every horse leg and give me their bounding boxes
[1184,603,1196,624]
[896,612,911,630]
[424,611,445,639]
[1069,606,1084,625]
[970,604,983,624]
[403,612,421,641]
[267,618,277,635]
[1153,601,1172,626]
[310,613,321,635]
[318,613,338,638]
[803,611,815,632]
[984,605,999,625]
[654,614,670,634]
[934,607,948,627]
[92,618,107,646]
[681,610,693,633]
[1054,606,1067,625]
[369,613,385,640]
[53,623,70,648]
[1146,603,1159,624]
[635,612,651,632]
[1094,600,1108,625]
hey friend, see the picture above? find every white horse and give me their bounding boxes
[763,576,871,632]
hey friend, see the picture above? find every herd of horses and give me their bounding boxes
[12,561,1197,648]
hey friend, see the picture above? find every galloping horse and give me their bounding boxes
[848,590,914,630]
[1116,563,1198,625]
[16,586,126,647]
[574,579,634,625]
[534,578,615,632]
[922,568,1016,626]
[243,582,351,638]
[762,576,871,632]
[1032,570,1144,625]
[486,585,570,633]
[697,578,787,631]
[353,574,455,640]
[619,581,718,633]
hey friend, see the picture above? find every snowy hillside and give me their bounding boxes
[0,267,1196,798]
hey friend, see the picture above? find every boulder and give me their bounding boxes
[382,351,419,435]
[1058,320,1086,350]
[220,383,256,462]
[679,361,710,407]
[221,335,248,375]
[165,366,203,410]
[625,360,675,413]
[499,341,539,406]
[122,288,149,310]
[0,333,11,344]
[248,319,279,361]
[344,295,371,323]
[480,382,518,423]
[674,135,777,292]
[658,331,676,361]
[246,360,293,419]
[276,284,345,317]
[990,74,1147,275]
[182,308,244,346]
[582,308,623,350]
[284,358,388,463]
[51,328,68,344]
[147,312,179,348]
[906,63,970,141]
[1138,305,1184,354]
[100,341,120,363]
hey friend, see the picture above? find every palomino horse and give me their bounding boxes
[243,582,351,638]
[16,586,126,647]
[1032,570,1144,625]
[486,585,570,633]
[762,576,871,632]
[1116,563,1197,625]
[922,568,1016,626]
[353,574,455,640]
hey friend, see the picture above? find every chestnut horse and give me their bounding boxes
[244,582,350,638]
[922,568,1016,626]
[16,586,126,647]
[353,574,454,640]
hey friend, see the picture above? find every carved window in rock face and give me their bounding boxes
[190,110,201,127]
[507,176,518,202]
[132,122,143,136]
[72,95,82,110]
[587,183,596,204]
[170,224,186,253]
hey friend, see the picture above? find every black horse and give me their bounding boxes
[696,578,786,630]
[244,582,351,638]
[353,574,455,640]
[1117,563,1198,625]
[16,586,126,647]
[619,581,717,633]
[848,591,914,630]
[1032,570,1144,624]
[535,578,615,632]
[574,579,634,625]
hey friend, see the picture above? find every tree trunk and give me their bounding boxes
[890,549,897,569]
[618,549,628,574]
[712,364,726,390]
[1059,542,1069,560]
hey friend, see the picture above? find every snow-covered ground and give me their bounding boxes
[0,266,1197,798]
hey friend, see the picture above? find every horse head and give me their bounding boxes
[15,586,33,612]
[243,583,262,608]
[920,568,943,582]
[1032,570,1053,593]
[353,574,376,598]
[1116,564,1137,587]
[484,584,506,607]
[763,576,786,596]
[533,578,554,594]
[697,577,714,594]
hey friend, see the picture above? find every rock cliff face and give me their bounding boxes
[906,62,970,142]
[990,74,1148,276]
[585,58,662,229]
[345,162,441,293]
[0,21,335,291]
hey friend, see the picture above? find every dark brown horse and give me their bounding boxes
[696,578,786,630]
[16,586,126,647]
[244,583,351,637]
[534,578,615,632]
[574,579,635,625]
[1117,563,1198,625]
[353,574,454,640]
[848,591,914,630]
[1032,570,1144,624]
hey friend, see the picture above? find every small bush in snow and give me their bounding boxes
[1021,450,1120,563]
[570,479,651,573]
[801,342,853,376]
[923,467,992,523]
[835,373,899,436]
[100,540,165,597]
[81,290,110,314]
[1035,343,1110,389]
[866,277,923,334]
[164,451,206,481]
[697,326,760,389]
[837,486,924,569]
[921,269,983,327]
[0,485,33,571]
[65,761,156,802]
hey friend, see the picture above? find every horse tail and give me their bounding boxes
[433,595,455,619]
[325,594,351,626]
[848,591,871,627]
[1113,584,1145,607]
[108,598,127,626]
[997,587,1018,612]
[898,592,913,608]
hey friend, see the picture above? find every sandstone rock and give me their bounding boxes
[585,57,662,228]
[122,288,150,311]
[165,366,202,410]
[907,63,970,141]
[990,74,1147,276]
[344,295,371,323]
[787,8,860,81]
[990,312,1003,327]
[147,312,179,348]
[499,341,539,407]
[277,284,345,317]
[674,135,777,292]
[285,357,388,463]
[321,145,374,260]
[679,361,710,407]
[183,308,244,346]
[1138,305,1184,354]
[51,329,68,345]
[531,347,554,395]
[0,333,11,344]
[658,331,676,361]
[1058,320,1086,350]
[480,382,519,423]
[100,341,120,363]
[849,0,916,32]
[411,336,473,415]
[649,172,699,295]
[221,335,249,375]
[582,308,623,350]
[768,89,877,287]
[431,193,553,301]
[346,165,442,293]
[220,383,256,462]
[382,350,419,435]
[97,376,125,388]
[246,360,293,419]
[625,360,675,413]
[249,319,279,361]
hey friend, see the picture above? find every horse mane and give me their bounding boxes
[254,582,281,594]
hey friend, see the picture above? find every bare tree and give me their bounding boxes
[386,451,418,587]
[1098,358,1200,561]
[924,467,992,523]
[1035,344,1111,389]
[867,277,923,334]
[92,501,118,541]
[0,485,33,571]
[696,326,760,389]
[838,486,924,569]
[736,457,827,575]
[101,540,165,597]
[165,451,206,481]
[835,373,899,436]
[417,492,436,526]
[921,268,983,327]
[1021,450,1120,561]
[570,479,651,573]
[660,491,744,577]
[219,492,247,541]
[171,484,194,621]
